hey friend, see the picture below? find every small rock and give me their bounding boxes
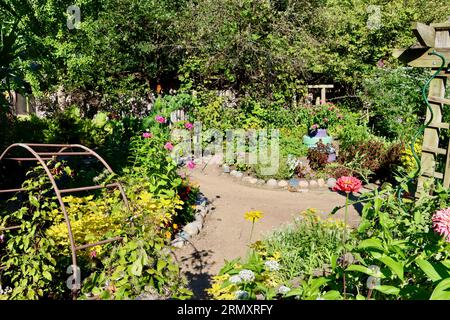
[317,178,326,187]
[183,222,201,237]
[289,178,299,188]
[267,179,278,188]
[299,180,309,189]
[278,180,288,188]
[196,207,208,217]
[171,237,185,248]
[327,178,337,188]
[249,178,258,184]
[242,176,252,183]
[234,172,243,179]
[223,165,231,173]
[309,180,318,188]
[230,170,238,176]
[195,212,204,224]
[257,179,266,185]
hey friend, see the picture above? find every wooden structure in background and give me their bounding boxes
[394,20,450,192]
[307,84,334,105]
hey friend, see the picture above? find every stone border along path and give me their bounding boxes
[172,161,363,299]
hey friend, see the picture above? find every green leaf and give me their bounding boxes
[377,256,404,281]
[358,238,384,252]
[43,271,52,281]
[430,278,450,300]
[157,260,167,272]
[415,258,442,282]
[321,290,342,300]
[346,265,385,278]
[130,259,143,276]
[374,285,400,296]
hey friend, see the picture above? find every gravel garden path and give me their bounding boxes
[173,164,362,299]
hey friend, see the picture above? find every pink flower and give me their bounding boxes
[142,132,152,139]
[90,250,97,258]
[155,115,166,124]
[186,160,196,170]
[333,176,362,193]
[164,142,174,151]
[311,124,319,130]
[185,122,194,130]
[432,208,450,242]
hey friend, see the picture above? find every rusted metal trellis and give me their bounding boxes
[0,143,129,297]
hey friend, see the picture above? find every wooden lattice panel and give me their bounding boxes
[394,20,450,194]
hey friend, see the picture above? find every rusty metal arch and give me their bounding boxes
[0,143,129,296]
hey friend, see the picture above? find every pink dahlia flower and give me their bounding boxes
[164,142,174,151]
[142,132,152,139]
[333,176,362,193]
[432,208,450,242]
[155,115,166,124]
[185,122,194,130]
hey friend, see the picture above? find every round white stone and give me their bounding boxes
[327,178,337,188]
[299,180,309,188]
[267,179,278,187]
[278,180,288,188]
[317,178,326,187]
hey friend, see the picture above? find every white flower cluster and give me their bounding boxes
[277,285,291,295]
[264,260,280,272]
[0,286,12,295]
[238,269,255,282]
[229,275,242,284]
[235,290,249,300]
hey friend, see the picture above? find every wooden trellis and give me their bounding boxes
[394,20,450,194]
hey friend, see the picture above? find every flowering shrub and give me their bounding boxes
[305,102,343,130]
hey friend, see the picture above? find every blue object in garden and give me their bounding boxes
[303,128,333,148]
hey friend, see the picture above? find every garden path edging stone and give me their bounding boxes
[171,192,211,248]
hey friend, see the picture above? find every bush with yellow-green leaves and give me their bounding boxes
[0,160,192,300]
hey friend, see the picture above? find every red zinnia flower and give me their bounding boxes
[333,176,362,193]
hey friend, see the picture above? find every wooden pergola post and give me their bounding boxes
[306,84,334,105]
[394,20,450,194]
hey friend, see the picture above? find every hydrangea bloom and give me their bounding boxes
[432,208,450,242]
[277,285,291,294]
[264,260,280,272]
[229,275,242,284]
[238,269,255,282]
[333,176,362,193]
[235,290,249,299]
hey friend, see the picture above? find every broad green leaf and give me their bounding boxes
[415,258,442,282]
[377,256,404,281]
[346,265,385,278]
[358,238,384,251]
[374,285,400,296]
[321,290,342,300]
[430,278,450,300]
